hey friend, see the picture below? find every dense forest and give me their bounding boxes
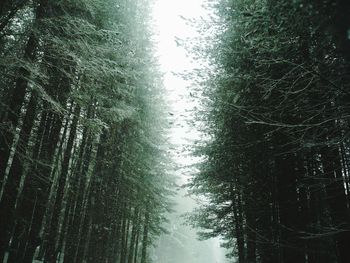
[0,0,171,263]
[189,0,350,263]
[1,0,350,263]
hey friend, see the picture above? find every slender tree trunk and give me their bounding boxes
[0,91,38,261]
[6,109,49,262]
[85,131,109,263]
[38,109,72,260]
[128,208,140,263]
[107,201,124,263]
[303,153,332,263]
[64,135,94,263]
[232,190,245,263]
[306,156,334,263]
[21,113,63,263]
[12,104,65,263]
[75,195,93,263]
[44,105,80,263]
[0,0,48,262]
[274,133,305,263]
[245,147,258,263]
[245,199,256,263]
[340,143,350,203]
[0,42,33,183]
[321,145,350,263]
[6,220,28,263]
[124,215,131,260]
[134,218,141,263]
[140,210,149,263]
[0,0,47,191]
[73,137,98,263]
[120,205,128,263]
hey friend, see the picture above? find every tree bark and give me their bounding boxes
[274,134,305,263]
[0,0,47,190]
[128,208,140,263]
[321,145,350,263]
[64,133,94,263]
[0,91,38,261]
[21,113,64,263]
[44,105,80,263]
[140,210,150,263]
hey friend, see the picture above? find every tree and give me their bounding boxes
[190,0,350,262]
[0,0,172,262]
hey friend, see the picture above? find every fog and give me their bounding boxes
[152,1,229,262]
[153,182,227,263]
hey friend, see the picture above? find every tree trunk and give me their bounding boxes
[64,134,94,263]
[5,109,49,262]
[44,105,80,263]
[128,208,140,263]
[245,199,256,263]
[0,0,47,191]
[321,145,350,263]
[120,204,128,263]
[140,210,149,263]
[274,135,305,263]
[232,190,245,263]
[84,131,109,263]
[0,91,38,261]
[134,217,141,263]
[21,113,63,263]
[75,196,93,263]
[37,110,72,261]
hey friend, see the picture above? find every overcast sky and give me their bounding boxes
[151,1,229,262]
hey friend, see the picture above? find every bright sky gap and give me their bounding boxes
[151,1,227,262]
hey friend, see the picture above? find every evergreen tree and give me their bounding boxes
[190,0,350,262]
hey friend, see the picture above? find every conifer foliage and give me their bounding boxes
[0,0,170,262]
[190,0,350,262]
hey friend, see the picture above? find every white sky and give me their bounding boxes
[153,0,203,70]
[151,1,229,262]
[152,0,204,160]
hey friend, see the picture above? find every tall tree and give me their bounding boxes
[190,0,350,262]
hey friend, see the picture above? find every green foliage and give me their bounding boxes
[0,0,172,262]
[190,0,350,262]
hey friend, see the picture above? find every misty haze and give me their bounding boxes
[0,0,350,263]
